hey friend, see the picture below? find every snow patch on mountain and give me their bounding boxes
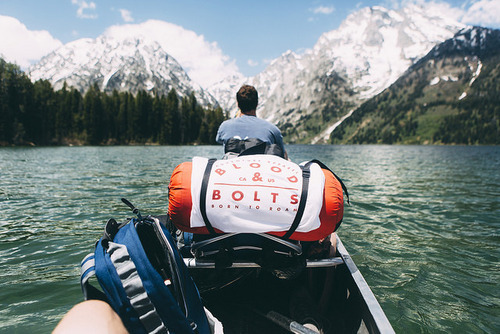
[311,109,355,144]
[469,59,482,86]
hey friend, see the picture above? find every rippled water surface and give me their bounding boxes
[0,145,499,333]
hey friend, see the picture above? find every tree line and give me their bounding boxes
[0,58,226,146]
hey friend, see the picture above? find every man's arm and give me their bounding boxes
[215,123,224,144]
[272,126,288,160]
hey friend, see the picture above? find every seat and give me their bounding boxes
[183,233,343,271]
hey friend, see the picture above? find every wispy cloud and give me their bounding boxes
[381,0,401,10]
[407,0,500,29]
[0,15,63,68]
[71,0,97,19]
[247,59,259,67]
[262,58,274,65]
[462,0,500,28]
[311,6,335,15]
[119,9,134,23]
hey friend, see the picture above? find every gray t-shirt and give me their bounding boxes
[216,114,285,152]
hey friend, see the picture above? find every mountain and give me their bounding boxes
[211,4,465,143]
[330,27,500,145]
[26,3,477,144]
[28,36,218,107]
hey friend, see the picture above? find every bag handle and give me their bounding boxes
[308,159,350,205]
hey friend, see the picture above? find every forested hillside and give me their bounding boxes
[0,58,225,146]
[331,28,500,145]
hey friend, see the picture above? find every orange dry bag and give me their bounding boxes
[168,155,347,241]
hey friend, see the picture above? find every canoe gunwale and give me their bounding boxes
[336,235,395,334]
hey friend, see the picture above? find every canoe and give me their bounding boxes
[161,223,394,334]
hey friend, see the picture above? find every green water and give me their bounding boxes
[0,145,499,333]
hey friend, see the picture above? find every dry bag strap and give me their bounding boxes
[283,163,311,240]
[200,158,218,236]
[309,159,350,205]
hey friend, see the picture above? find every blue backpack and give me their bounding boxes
[80,199,211,334]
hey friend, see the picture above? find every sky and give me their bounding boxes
[0,0,499,88]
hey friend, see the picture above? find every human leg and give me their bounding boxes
[53,300,127,334]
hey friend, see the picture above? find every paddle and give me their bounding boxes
[256,309,321,334]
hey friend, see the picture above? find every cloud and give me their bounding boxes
[71,0,97,19]
[382,0,402,10]
[462,0,500,28]
[312,6,335,15]
[103,20,241,88]
[391,0,499,28]
[263,58,274,65]
[403,0,500,29]
[0,15,63,68]
[247,59,259,67]
[414,0,465,22]
[119,9,134,23]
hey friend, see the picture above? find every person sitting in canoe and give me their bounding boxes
[216,84,288,160]
[211,84,337,259]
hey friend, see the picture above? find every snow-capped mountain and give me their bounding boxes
[28,35,218,107]
[27,3,469,143]
[312,4,465,98]
[330,26,500,145]
[211,3,466,143]
[426,25,500,59]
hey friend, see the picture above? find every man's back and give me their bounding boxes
[215,115,285,152]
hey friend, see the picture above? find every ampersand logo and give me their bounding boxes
[252,172,263,182]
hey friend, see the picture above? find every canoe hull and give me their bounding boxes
[188,235,394,334]
[155,215,393,333]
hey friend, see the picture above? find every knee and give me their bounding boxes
[53,300,127,334]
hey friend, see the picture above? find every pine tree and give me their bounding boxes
[83,83,104,145]
[166,89,180,144]
[0,58,226,146]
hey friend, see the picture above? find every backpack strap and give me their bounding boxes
[282,163,312,240]
[80,253,107,301]
[199,158,218,236]
[101,218,127,248]
[107,241,168,334]
[80,239,168,334]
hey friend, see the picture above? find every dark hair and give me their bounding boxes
[236,85,258,113]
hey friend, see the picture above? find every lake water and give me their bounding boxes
[0,145,499,333]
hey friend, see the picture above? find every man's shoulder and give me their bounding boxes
[247,116,275,126]
[219,117,237,127]
[256,117,280,130]
[221,115,280,131]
